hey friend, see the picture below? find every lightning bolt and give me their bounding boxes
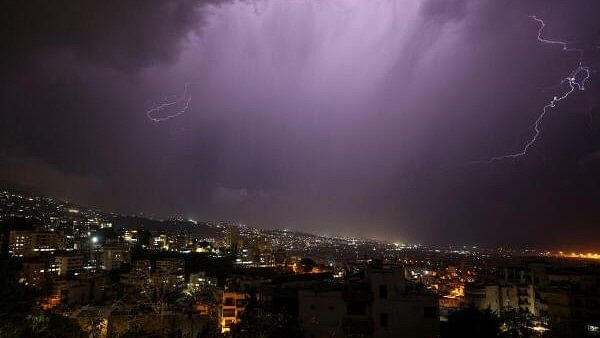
[146,82,192,122]
[483,16,592,163]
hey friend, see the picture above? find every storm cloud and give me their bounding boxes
[1,0,600,249]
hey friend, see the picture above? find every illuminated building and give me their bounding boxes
[297,264,439,338]
[188,272,217,292]
[467,264,537,315]
[237,247,254,265]
[32,231,65,253]
[20,261,46,289]
[467,263,600,334]
[55,255,84,277]
[9,231,32,257]
[152,258,185,292]
[99,221,113,229]
[439,296,462,309]
[225,226,239,251]
[534,266,600,333]
[122,229,138,244]
[150,233,168,250]
[101,245,129,270]
[51,274,106,305]
[9,230,65,257]
[220,291,249,333]
[469,284,536,314]
[273,248,287,267]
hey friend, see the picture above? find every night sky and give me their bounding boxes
[2,0,600,249]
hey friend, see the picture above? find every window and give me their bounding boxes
[222,309,236,317]
[379,285,388,299]
[310,304,316,310]
[424,306,437,319]
[347,302,367,316]
[224,297,234,306]
[380,312,388,328]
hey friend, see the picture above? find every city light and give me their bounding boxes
[559,252,600,260]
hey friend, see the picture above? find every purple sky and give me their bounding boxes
[2,0,600,248]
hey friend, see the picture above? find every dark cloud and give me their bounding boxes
[1,0,600,249]
[0,155,103,204]
[1,0,227,71]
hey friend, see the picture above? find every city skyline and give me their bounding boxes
[2,0,600,249]
[3,187,600,256]
[2,186,599,337]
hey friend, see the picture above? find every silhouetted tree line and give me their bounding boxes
[441,305,596,338]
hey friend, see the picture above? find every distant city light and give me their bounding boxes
[559,252,600,260]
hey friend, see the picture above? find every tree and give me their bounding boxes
[498,309,534,338]
[441,306,501,338]
[0,257,83,338]
[231,293,304,338]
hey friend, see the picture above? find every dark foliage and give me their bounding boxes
[231,293,304,338]
[0,257,84,337]
[441,306,501,338]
